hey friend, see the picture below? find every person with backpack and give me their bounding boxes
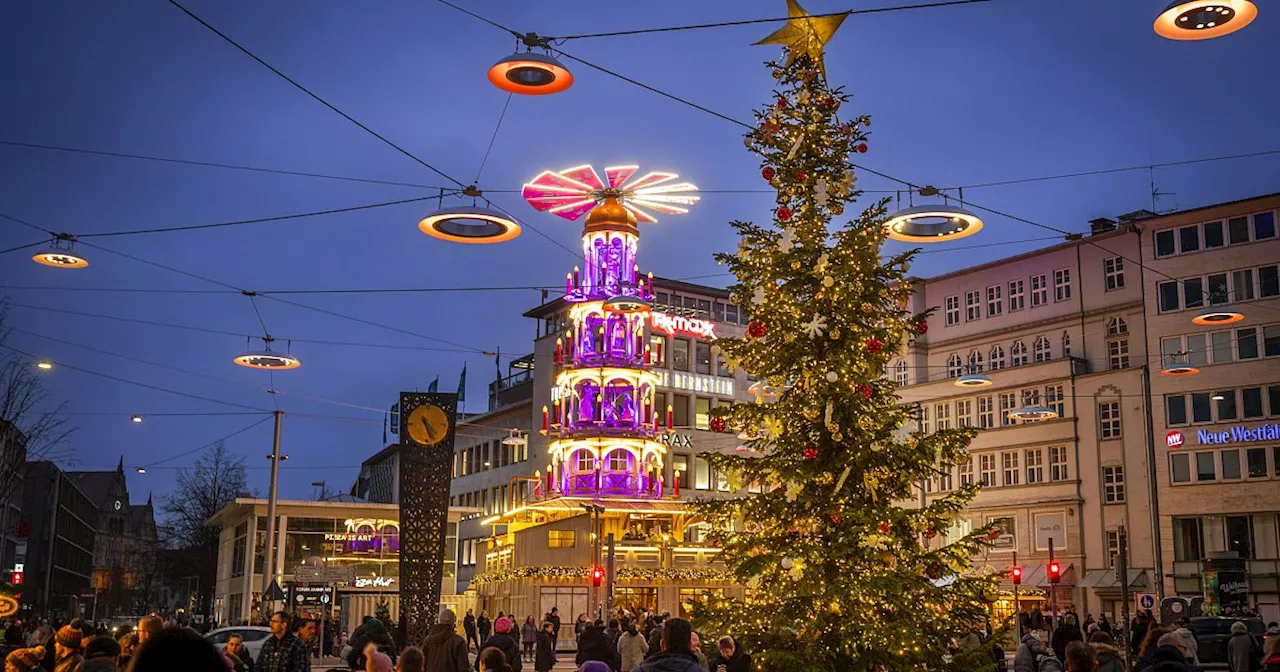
[1016,633,1064,672]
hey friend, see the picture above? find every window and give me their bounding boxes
[1108,339,1130,370]
[979,454,996,487]
[1002,451,1020,486]
[946,354,963,379]
[1179,225,1200,253]
[1184,277,1204,309]
[694,456,710,490]
[1106,530,1122,569]
[956,399,973,428]
[672,454,690,490]
[725,304,739,324]
[894,361,909,386]
[1008,280,1025,312]
[1195,451,1216,481]
[1238,327,1259,360]
[716,352,730,377]
[1217,390,1237,420]
[672,394,690,428]
[1031,274,1048,307]
[1025,448,1044,484]
[945,296,960,326]
[1049,446,1068,481]
[1103,257,1124,291]
[1211,331,1233,362]
[978,396,995,429]
[1155,229,1176,257]
[1247,448,1268,478]
[987,286,1003,316]
[919,404,929,433]
[935,403,952,430]
[1171,453,1191,483]
[937,468,953,492]
[1099,401,1121,439]
[672,339,690,371]
[1266,325,1280,357]
[1260,265,1278,297]
[649,335,667,367]
[1227,216,1250,244]
[1242,387,1263,418]
[1255,211,1277,239]
[989,345,1006,370]
[1107,317,1128,336]
[1208,273,1229,304]
[1271,386,1280,416]
[1054,268,1072,302]
[695,342,712,375]
[1022,388,1041,408]
[1226,516,1254,558]
[1062,332,1071,358]
[966,291,981,321]
[1173,518,1203,561]
[1102,466,1125,503]
[694,398,711,430]
[696,299,712,319]
[1204,220,1225,248]
[967,350,984,374]
[1233,269,1255,302]
[1158,281,1180,312]
[1033,336,1051,363]
[1166,395,1188,426]
[959,459,974,486]
[1011,341,1028,367]
[1045,385,1065,417]
[548,530,576,548]
[999,393,1017,427]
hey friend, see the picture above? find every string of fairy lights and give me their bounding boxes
[2,0,1270,476]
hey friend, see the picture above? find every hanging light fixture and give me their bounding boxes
[487,36,574,95]
[1155,1,1257,40]
[1161,362,1201,376]
[131,414,144,424]
[1006,406,1059,422]
[954,374,993,388]
[136,467,147,474]
[884,203,984,243]
[35,360,53,371]
[32,235,89,269]
[1191,306,1244,325]
[603,295,653,315]
[233,337,301,370]
[419,187,521,244]
[501,429,528,447]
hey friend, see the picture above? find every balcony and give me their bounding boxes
[489,369,534,410]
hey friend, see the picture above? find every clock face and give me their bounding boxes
[113,500,122,511]
[406,404,450,446]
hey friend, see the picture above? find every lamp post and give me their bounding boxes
[581,503,605,619]
[260,411,284,620]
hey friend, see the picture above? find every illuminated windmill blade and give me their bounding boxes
[522,164,699,223]
[632,194,701,206]
[635,181,700,196]
[547,199,601,221]
[622,171,680,192]
[604,165,639,189]
[560,164,606,191]
[621,203,659,224]
[629,199,691,217]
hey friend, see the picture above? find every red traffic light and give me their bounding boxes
[1010,566,1022,585]
[591,566,604,587]
[1047,561,1061,584]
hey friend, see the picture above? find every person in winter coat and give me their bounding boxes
[475,618,521,672]
[573,625,618,671]
[1015,633,1064,672]
[520,618,537,664]
[464,611,479,653]
[1065,641,1096,672]
[1087,632,1124,672]
[634,619,704,672]
[707,636,750,672]
[1138,637,1198,672]
[1227,622,1260,672]
[533,622,556,672]
[424,609,469,672]
[52,623,84,672]
[618,624,649,672]
[348,619,397,671]
[1053,616,1085,662]
[1136,628,1174,672]
[1260,636,1280,672]
[5,646,46,672]
[476,648,509,672]
[477,613,492,645]
[547,609,562,651]
[1173,621,1200,667]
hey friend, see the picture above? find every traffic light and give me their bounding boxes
[1047,561,1061,584]
[591,566,604,587]
[1011,566,1022,585]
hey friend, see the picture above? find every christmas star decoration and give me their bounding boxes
[803,313,827,338]
[778,226,796,250]
[754,0,849,81]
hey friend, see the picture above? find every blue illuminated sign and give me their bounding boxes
[1196,423,1280,445]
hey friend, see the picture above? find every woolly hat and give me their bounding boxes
[578,663,611,672]
[56,623,85,648]
[365,649,393,672]
[1231,621,1247,634]
[494,617,513,633]
[6,647,46,672]
[437,608,457,626]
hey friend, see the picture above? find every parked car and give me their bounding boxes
[1189,617,1264,667]
[205,626,273,660]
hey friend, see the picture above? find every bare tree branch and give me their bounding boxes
[0,302,76,498]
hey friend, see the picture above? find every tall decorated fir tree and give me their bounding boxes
[691,4,1000,670]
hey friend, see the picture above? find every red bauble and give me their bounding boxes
[828,514,844,525]
[761,166,775,182]
[709,417,727,433]
[776,97,788,109]
[843,123,858,138]
[913,321,928,336]
[802,70,819,83]
[924,526,938,539]
[866,337,884,354]
[747,321,767,339]
[825,96,838,108]
[856,143,869,153]
[856,384,873,400]
[878,521,892,535]
[926,563,941,580]
[795,171,807,183]
[863,117,872,127]
[762,120,780,137]
[776,205,792,222]
[803,447,818,461]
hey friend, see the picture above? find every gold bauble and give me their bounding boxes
[791,261,802,270]
[829,328,841,339]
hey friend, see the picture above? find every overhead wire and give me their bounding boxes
[949,149,1280,191]
[475,93,513,184]
[141,415,274,469]
[0,240,48,255]
[0,212,57,236]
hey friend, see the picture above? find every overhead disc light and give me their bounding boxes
[1155,0,1257,40]
[603,295,653,315]
[1007,406,1059,422]
[418,205,521,244]
[501,429,528,447]
[32,235,89,269]
[488,51,574,95]
[1191,306,1244,325]
[35,360,53,371]
[1161,363,1200,376]
[955,374,993,388]
[884,204,984,243]
[234,338,301,370]
[131,414,144,424]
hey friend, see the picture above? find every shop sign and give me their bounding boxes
[658,432,694,448]
[651,312,716,340]
[1165,431,1184,448]
[324,533,374,542]
[290,584,333,607]
[1033,513,1067,552]
[355,576,394,588]
[1195,422,1280,446]
[655,371,734,396]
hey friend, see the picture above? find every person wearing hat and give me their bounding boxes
[474,617,520,672]
[423,609,467,672]
[4,646,45,672]
[347,618,395,671]
[53,622,85,672]
[1227,621,1260,672]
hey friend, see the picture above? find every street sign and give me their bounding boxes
[289,584,334,608]
[1136,593,1157,611]
[263,580,287,602]
[292,564,355,584]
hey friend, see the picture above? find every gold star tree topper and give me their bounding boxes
[754,0,848,79]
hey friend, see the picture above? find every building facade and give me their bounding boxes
[68,459,159,617]
[20,461,97,618]
[1,422,27,578]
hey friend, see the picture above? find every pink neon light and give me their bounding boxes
[521,164,699,223]
[605,165,638,189]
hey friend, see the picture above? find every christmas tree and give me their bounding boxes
[690,6,1000,671]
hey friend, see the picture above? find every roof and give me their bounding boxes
[65,469,122,509]
[523,275,732,319]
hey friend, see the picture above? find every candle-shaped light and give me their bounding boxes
[556,338,563,364]
[573,265,580,287]
[645,344,652,365]
[666,404,673,429]
[542,405,549,432]
[565,273,572,294]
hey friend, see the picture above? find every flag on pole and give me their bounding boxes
[456,364,467,407]
[494,348,503,389]
[427,376,439,393]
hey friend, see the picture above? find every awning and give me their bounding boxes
[1078,569,1149,589]
[1030,563,1076,588]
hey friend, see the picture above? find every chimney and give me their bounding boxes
[1089,217,1118,236]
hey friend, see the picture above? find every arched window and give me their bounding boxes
[1034,336,1051,363]
[1061,332,1071,358]
[1011,341,1028,367]
[894,361,909,386]
[575,450,595,473]
[606,449,630,472]
[967,350,984,374]
[989,345,1006,370]
[1107,317,1128,336]
[947,354,964,379]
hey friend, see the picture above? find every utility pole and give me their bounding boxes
[605,533,616,621]
[1013,551,1020,642]
[1119,526,1133,672]
[1049,538,1058,633]
[260,410,284,619]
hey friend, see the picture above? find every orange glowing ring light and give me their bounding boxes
[418,205,522,244]
[602,295,652,315]
[884,204,984,243]
[1161,364,1201,376]
[955,374,993,388]
[0,595,16,618]
[487,52,574,95]
[1006,407,1059,422]
[1155,1,1257,40]
[233,351,301,370]
[1191,306,1244,325]
[32,249,89,269]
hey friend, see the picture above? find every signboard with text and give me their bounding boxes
[1193,423,1280,446]
[1034,512,1067,552]
[650,312,717,340]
